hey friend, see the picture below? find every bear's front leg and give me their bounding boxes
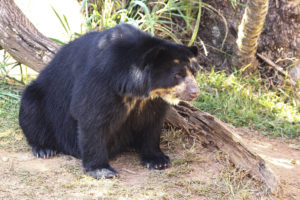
[132,99,170,170]
[139,124,170,170]
[78,125,118,178]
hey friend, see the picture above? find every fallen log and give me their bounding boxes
[0,0,278,192]
[166,102,278,192]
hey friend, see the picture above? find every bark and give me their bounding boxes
[0,0,278,192]
[235,0,269,70]
[0,0,60,72]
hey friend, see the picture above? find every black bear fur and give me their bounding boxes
[19,24,200,178]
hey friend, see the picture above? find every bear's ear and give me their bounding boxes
[189,46,198,56]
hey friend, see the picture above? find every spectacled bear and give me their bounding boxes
[19,24,200,178]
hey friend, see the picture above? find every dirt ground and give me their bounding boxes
[240,130,300,200]
[0,128,299,200]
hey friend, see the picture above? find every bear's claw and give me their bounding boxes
[32,147,57,159]
[141,152,170,170]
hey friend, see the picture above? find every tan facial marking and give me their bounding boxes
[189,57,197,63]
[161,95,181,105]
[150,88,170,99]
[150,68,199,105]
[173,59,180,64]
[150,87,182,105]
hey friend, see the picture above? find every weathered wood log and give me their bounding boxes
[0,0,278,192]
[0,0,60,72]
[166,102,278,192]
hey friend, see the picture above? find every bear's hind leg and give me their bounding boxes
[19,84,58,159]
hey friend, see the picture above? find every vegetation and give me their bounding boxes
[81,0,203,44]
[194,69,300,137]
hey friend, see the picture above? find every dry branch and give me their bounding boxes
[0,0,278,193]
[0,0,59,72]
[257,53,296,86]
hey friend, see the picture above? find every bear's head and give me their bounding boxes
[147,45,199,104]
[126,43,199,105]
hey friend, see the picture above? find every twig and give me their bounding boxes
[257,53,296,86]
[122,168,136,174]
[199,39,208,56]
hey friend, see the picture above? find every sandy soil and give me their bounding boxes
[0,130,299,199]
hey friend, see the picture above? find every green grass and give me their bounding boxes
[0,84,29,152]
[193,69,300,137]
[0,84,20,127]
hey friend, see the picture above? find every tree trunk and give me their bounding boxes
[0,0,60,72]
[0,0,278,192]
[235,0,269,70]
